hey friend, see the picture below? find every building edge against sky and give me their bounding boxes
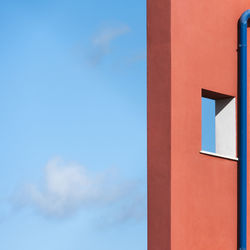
[147,0,250,249]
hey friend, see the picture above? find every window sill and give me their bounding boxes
[200,150,238,161]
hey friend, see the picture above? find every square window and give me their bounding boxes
[201,89,236,158]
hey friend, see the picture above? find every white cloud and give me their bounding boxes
[97,192,146,228]
[88,25,130,66]
[13,157,146,225]
[127,51,146,64]
[92,25,130,47]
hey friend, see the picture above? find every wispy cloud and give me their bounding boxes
[97,191,146,228]
[12,157,146,225]
[87,25,130,66]
[127,51,146,64]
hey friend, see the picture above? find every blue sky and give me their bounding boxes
[0,1,146,250]
[202,97,216,153]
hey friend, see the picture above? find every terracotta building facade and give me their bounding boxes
[147,0,250,249]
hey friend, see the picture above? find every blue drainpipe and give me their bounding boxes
[239,9,250,250]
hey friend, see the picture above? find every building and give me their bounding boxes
[147,0,250,249]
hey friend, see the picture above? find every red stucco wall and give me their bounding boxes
[147,0,171,249]
[147,0,250,249]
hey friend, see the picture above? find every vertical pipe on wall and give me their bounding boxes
[238,9,250,250]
